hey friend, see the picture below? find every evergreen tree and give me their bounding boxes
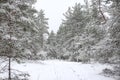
[47,30,56,47]
[92,0,120,63]
[109,0,120,58]
[35,10,49,49]
[0,0,37,79]
[55,3,89,61]
[54,2,107,62]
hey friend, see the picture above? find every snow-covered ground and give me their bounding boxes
[5,60,114,80]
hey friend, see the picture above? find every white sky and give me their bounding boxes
[34,0,85,33]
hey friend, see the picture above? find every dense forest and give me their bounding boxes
[47,0,120,68]
[0,0,120,80]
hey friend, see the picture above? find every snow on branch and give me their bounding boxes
[98,0,107,24]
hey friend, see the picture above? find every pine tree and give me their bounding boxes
[47,30,56,47]
[0,0,37,79]
[54,2,107,62]
[92,0,120,63]
[109,0,120,58]
[55,3,90,61]
[35,10,49,49]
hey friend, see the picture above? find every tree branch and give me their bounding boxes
[0,64,8,73]
[98,0,107,24]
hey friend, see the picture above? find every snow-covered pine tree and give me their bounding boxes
[108,0,120,60]
[46,31,59,59]
[55,3,91,61]
[93,0,120,77]
[35,10,49,49]
[54,2,106,62]
[56,24,66,46]
[91,0,120,63]
[0,0,37,79]
[47,30,56,47]
[107,0,120,77]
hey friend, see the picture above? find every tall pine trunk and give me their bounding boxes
[8,57,11,80]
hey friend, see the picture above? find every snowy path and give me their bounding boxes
[12,60,114,80]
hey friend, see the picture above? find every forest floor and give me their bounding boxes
[13,60,114,80]
[0,60,115,80]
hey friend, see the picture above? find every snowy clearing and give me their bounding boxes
[7,60,115,80]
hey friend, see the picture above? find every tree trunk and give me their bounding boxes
[8,57,11,80]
